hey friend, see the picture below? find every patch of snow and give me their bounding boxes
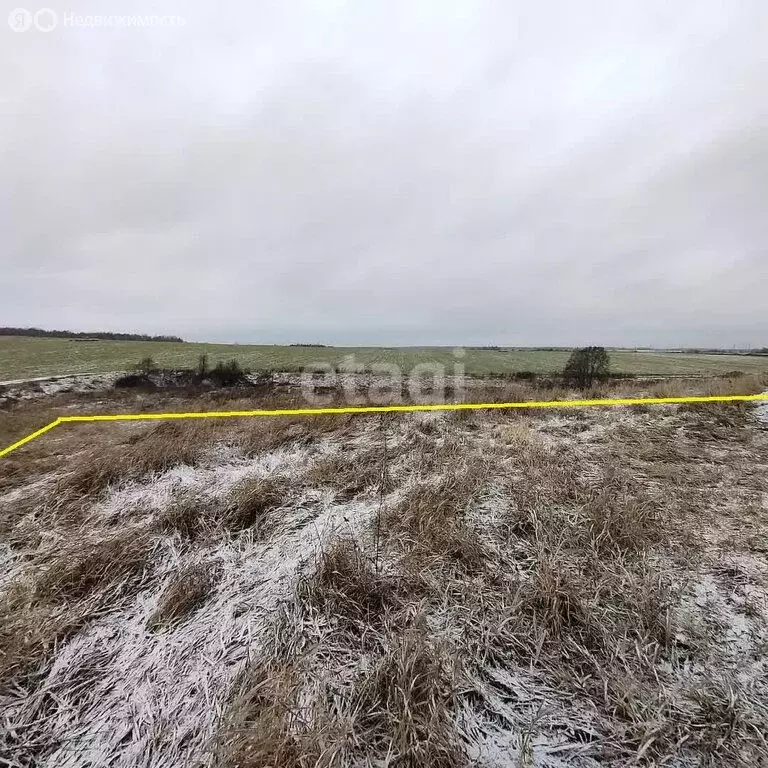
[459,667,604,768]
[94,444,317,525]
[0,372,124,401]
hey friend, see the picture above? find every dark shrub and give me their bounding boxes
[563,347,611,389]
[209,359,249,387]
[137,356,158,375]
[114,373,155,389]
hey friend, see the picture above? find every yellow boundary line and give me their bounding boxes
[1,393,766,460]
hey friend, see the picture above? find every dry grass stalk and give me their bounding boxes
[52,422,211,513]
[238,413,361,457]
[32,530,154,601]
[214,659,355,768]
[305,450,385,501]
[350,630,466,767]
[384,467,488,577]
[215,621,465,768]
[158,477,287,541]
[298,536,403,631]
[148,562,220,630]
[4,390,768,766]
[0,528,155,691]
[225,476,288,534]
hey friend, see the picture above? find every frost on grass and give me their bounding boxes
[0,422,381,768]
[754,393,768,426]
[2,401,768,767]
[211,403,768,767]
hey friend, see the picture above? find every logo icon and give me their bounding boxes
[8,7,32,31]
[33,7,57,30]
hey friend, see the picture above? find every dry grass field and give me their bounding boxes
[1,375,768,767]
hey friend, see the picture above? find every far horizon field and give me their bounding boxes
[2,336,768,382]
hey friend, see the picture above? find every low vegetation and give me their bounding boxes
[148,562,221,630]
[209,396,768,766]
[1,527,157,692]
[209,359,249,387]
[3,334,768,381]
[0,374,766,766]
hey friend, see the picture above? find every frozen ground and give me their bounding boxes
[754,395,768,424]
[2,389,768,766]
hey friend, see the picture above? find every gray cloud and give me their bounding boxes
[2,0,766,346]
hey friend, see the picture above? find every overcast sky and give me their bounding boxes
[2,1,766,346]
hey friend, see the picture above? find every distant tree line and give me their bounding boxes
[654,347,768,356]
[0,327,184,343]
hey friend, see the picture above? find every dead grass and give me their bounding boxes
[684,676,768,762]
[297,536,403,630]
[463,380,572,408]
[225,476,288,533]
[148,562,220,630]
[237,413,362,457]
[305,450,386,500]
[158,492,218,541]
[582,469,663,554]
[0,403,61,454]
[385,474,487,577]
[0,453,61,495]
[350,630,465,767]
[214,658,352,768]
[0,527,156,691]
[213,436,485,766]
[680,402,754,445]
[3,385,768,767]
[650,373,767,399]
[236,417,315,456]
[0,391,212,493]
[215,612,465,768]
[216,403,768,766]
[0,403,78,493]
[57,451,128,499]
[124,420,211,466]
[158,477,288,540]
[53,422,213,512]
[32,529,154,601]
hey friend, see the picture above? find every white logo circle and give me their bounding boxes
[8,8,32,31]
[33,7,57,31]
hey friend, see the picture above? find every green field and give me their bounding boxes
[1,336,767,382]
